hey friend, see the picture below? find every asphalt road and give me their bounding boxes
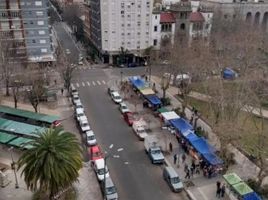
[73,68,188,200]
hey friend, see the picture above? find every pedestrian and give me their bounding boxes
[54,79,57,85]
[216,187,221,198]
[184,163,188,173]
[216,181,221,191]
[182,153,186,163]
[190,165,195,177]
[191,160,196,171]
[221,183,226,198]
[185,168,191,179]
[195,164,200,174]
[173,154,177,165]
[169,142,173,152]
[61,88,64,95]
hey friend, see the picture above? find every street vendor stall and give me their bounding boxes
[140,88,155,96]
[189,137,216,154]
[161,111,180,122]
[232,182,254,198]
[223,173,242,186]
[129,76,146,90]
[242,192,262,200]
[144,94,162,110]
[170,118,193,135]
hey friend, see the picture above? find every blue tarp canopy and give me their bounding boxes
[190,137,216,154]
[129,76,146,89]
[243,192,262,200]
[170,118,193,134]
[202,152,224,166]
[223,68,237,79]
[145,94,162,106]
[184,131,199,143]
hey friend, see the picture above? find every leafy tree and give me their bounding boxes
[18,128,82,199]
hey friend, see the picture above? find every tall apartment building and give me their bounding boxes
[0,0,54,63]
[90,0,153,64]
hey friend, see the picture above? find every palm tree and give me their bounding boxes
[18,128,83,199]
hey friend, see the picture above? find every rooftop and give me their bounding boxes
[160,12,176,23]
[189,12,205,22]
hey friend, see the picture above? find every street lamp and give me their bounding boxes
[103,144,124,192]
[8,147,19,189]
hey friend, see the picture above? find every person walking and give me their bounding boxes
[216,181,221,198]
[169,142,173,152]
[173,154,177,165]
[61,88,64,95]
[190,165,195,177]
[221,183,226,198]
[185,168,191,179]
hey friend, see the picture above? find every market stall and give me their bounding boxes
[144,94,162,110]
[170,118,193,135]
[242,192,262,200]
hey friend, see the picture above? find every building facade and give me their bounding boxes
[90,0,154,64]
[0,0,54,63]
[83,1,91,41]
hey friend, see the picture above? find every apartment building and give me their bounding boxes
[90,0,154,64]
[83,1,91,42]
[0,0,54,63]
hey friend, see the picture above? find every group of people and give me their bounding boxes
[216,181,226,198]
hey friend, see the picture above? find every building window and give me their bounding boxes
[154,26,157,32]
[36,11,44,16]
[35,1,42,6]
[40,39,46,44]
[38,30,45,35]
[32,39,36,43]
[37,21,44,25]
[153,39,157,46]
[180,23,185,30]
[41,48,47,53]
[155,15,157,19]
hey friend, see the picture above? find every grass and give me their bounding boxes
[187,97,268,157]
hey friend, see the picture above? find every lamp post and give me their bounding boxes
[8,147,19,189]
[120,71,123,84]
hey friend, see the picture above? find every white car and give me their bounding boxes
[75,101,84,111]
[71,85,78,97]
[119,102,130,113]
[85,130,97,146]
[111,92,122,103]
[75,108,85,122]
[66,49,71,54]
[79,116,91,132]
[132,121,148,140]
[92,158,110,181]
[72,94,81,106]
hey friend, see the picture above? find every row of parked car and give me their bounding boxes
[107,86,184,193]
[71,86,118,200]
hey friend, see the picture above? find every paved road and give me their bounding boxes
[73,68,189,200]
[53,22,80,64]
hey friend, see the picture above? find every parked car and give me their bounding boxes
[107,87,115,96]
[119,102,130,113]
[75,108,85,122]
[163,166,183,192]
[71,85,78,97]
[79,116,91,132]
[89,145,103,161]
[66,49,71,54]
[74,101,84,111]
[111,91,123,103]
[72,94,81,105]
[132,120,148,140]
[101,177,119,200]
[144,135,165,164]
[92,158,110,181]
[85,130,97,146]
[123,112,135,126]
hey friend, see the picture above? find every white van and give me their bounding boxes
[92,158,110,181]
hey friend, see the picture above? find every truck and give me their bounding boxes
[144,135,165,164]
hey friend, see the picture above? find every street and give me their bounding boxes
[72,67,189,200]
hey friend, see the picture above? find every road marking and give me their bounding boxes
[87,81,90,86]
[76,83,80,88]
[97,81,101,85]
[82,82,85,87]
[92,81,96,86]
[102,80,106,84]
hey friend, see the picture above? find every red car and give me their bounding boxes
[123,112,135,126]
[88,145,103,161]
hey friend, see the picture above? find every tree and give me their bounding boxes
[11,77,23,109]
[26,78,46,113]
[56,46,76,92]
[18,128,82,199]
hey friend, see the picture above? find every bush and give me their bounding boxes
[195,127,208,138]
[247,179,268,198]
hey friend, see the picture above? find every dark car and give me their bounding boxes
[123,112,135,126]
[128,63,137,68]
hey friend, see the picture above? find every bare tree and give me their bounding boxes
[11,76,24,109]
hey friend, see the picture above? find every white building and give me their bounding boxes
[151,10,176,49]
[91,0,154,64]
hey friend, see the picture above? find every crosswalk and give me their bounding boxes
[71,80,106,88]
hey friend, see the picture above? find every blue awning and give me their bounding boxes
[190,137,216,154]
[145,94,162,106]
[170,118,193,134]
[202,152,224,166]
[129,76,146,89]
[184,131,199,143]
[243,192,262,200]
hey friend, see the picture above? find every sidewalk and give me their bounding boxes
[150,76,267,196]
